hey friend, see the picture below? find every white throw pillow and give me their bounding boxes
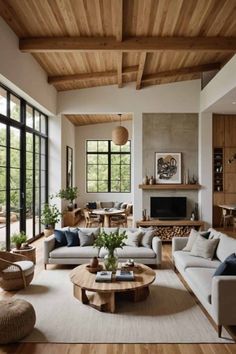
[125,230,143,247]
[190,235,219,260]
[182,229,199,252]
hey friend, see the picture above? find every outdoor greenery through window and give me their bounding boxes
[0,83,48,251]
[86,140,131,193]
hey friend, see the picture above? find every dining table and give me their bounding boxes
[92,208,125,227]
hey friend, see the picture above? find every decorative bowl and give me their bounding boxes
[86,264,103,273]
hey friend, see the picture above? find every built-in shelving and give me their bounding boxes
[138,184,201,190]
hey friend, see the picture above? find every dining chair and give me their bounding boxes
[83,209,102,228]
[220,208,233,228]
[110,204,133,228]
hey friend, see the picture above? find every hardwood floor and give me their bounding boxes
[0,234,236,354]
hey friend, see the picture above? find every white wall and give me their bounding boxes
[200,54,236,113]
[0,18,57,115]
[48,115,62,227]
[75,120,133,208]
[58,80,201,223]
[198,112,213,227]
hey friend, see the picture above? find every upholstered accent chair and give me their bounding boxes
[0,251,34,291]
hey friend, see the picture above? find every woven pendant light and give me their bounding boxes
[112,114,129,145]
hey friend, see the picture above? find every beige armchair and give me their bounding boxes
[0,251,34,291]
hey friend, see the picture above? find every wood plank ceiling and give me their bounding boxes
[0,0,236,91]
[65,113,132,126]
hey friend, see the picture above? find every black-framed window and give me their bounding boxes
[0,83,48,251]
[86,140,131,193]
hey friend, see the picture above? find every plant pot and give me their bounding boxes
[44,228,54,238]
[15,243,21,250]
[68,203,74,211]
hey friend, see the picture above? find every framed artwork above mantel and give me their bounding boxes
[155,152,181,184]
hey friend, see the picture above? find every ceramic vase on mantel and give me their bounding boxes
[104,250,118,272]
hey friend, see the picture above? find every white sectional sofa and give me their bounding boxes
[44,227,162,269]
[172,228,236,337]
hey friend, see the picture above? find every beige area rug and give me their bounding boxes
[14,269,234,343]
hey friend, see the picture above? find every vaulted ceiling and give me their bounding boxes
[1,0,236,91]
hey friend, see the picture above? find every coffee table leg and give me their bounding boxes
[74,285,89,304]
[132,286,150,302]
[89,291,115,313]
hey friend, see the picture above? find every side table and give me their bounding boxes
[12,246,36,264]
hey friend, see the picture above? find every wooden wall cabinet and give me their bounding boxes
[213,114,236,227]
[63,208,81,227]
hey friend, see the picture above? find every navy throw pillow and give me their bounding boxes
[65,229,79,247]
[54,229,67,248]
[87,202,97,210]
[214,253,236,276]
[200,231,211,239]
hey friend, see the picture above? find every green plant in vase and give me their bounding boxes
[94,230,127,271]
[41,203,61,237]
[57,187,78,211]
[11,231,27,250]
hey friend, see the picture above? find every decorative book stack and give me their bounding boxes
[115,270,134,281]
[95,271,112,282]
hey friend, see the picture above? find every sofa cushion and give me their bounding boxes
[54,229,68,248]
[100,201,114,209]
[101,227,119,234]
[87,202,97,209]
[99,246,155,259]
[114,201,122,209]
[77,227,100,238]
[50,246,99,258]
[2,261,34,279]
[78,230,94,247]
[65,229,79,247]
[183,229,210,252]
[216,232,236,262]
[190,235,219,259]
[125,230,143,247]
[174,251,221,270]
[140,230,155,248]
[214,253,236,276]
[208,228,221,240]
[185,267,215,303]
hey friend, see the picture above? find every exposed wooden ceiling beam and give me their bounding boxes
[117,52,123,88]
[136,52,147,90]
[114,0,123,42]
[114,0,123,88]
[19,36,236,52]
[48,65,139,85]
[142,62,221,83]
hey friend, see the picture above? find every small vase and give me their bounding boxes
[68,203,74,211]
[104,250,118,272]
[90,256,99,268]
[15,243,21,250]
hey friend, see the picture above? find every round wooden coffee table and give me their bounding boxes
[70,263,156,313]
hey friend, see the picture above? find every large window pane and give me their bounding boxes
[26,133,33,152]
[26,152,33,169]
[35,111,40,131]
[41,114,46,134]
[0,190,6,250]
[86,140,131,193]
[10,168,20,189]
[10,149,20,168]
[0,146,6,166]
[10,94,20,122]
[0,167,6,190]
[10,127,20,149]
[0,123,6,146]
[0,88,7,116]
[26,105,33,128]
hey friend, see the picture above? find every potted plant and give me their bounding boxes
[11,231,27,250]
[57,187,78,211]
[93,230,127,271]
[41,203,61,237]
